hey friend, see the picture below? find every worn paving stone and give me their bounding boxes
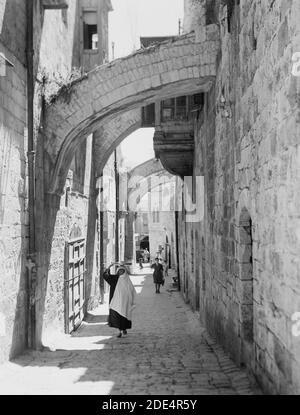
[0,269,261,395]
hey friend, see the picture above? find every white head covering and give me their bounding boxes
[110,265,137,321]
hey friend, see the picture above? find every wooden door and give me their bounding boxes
[64,237,86,334]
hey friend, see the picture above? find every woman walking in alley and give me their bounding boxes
[103,263,137,338]
[151,257,164,294]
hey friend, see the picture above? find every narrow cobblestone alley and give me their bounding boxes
[0,267,260,395]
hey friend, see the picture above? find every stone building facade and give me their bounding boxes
[97,148,127,298]
[0,0,28,363]
[175,0,300,394]
[0,0,113,362]
[1,0,299,396]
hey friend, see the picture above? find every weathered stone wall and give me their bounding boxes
[183,0,206,33]
[178,0,300,394]
[42,135,94,339]
[36,1,111,346]
[35,0,79,79]
[0,0,111,360]
[0,1,28,364]
[0,0,26,66]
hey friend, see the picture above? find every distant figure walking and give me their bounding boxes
[139,257,144,269]
[151,257,164,294]
[159,258,169,279]
[143,248,150,263]
[103,263,137,338]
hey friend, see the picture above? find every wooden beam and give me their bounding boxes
[43,0,68,9]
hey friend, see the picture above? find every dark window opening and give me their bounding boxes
[252,22,257,50]
[161,96,189,122]
[191,93,204,118]
[206,0,216,25]
[193,93,204,107]
[83,11,98,50]
[161,98,175,121]
[227,0,238,33]
[142,103,155,127]
[65,186,70,207]
[175,96,188,119]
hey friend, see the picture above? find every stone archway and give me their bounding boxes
[43,31,218,195]
[35,29,219,348]
[128,158,165,190]
[128,172,175,211]
[94,108,142,177]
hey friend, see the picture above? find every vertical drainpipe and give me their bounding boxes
[26,0,36,349]
[114,150,119,263]
[175,210,181,292]
[99,174,105,303]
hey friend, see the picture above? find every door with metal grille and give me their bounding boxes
[64,237,86,334]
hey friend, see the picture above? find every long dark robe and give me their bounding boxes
[151,263,164,284]
[103,270,132,330]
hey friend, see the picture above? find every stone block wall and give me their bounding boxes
[183,0,206,33]
[179,0,300,394]
[0,0,26,66]
[42,133,96,340]
[43,192,90,337]
[0,0,111,360]
[0,1,28,364]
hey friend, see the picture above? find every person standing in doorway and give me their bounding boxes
[151,257,164,294]
[103,263,137,338]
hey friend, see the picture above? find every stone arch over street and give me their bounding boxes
[128,171,175,212]
[128,158,166,190]
[94,108,142,177]
[35,29,219,348]
[43,31,219,195]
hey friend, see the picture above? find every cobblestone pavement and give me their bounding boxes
[0,268,261,395]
